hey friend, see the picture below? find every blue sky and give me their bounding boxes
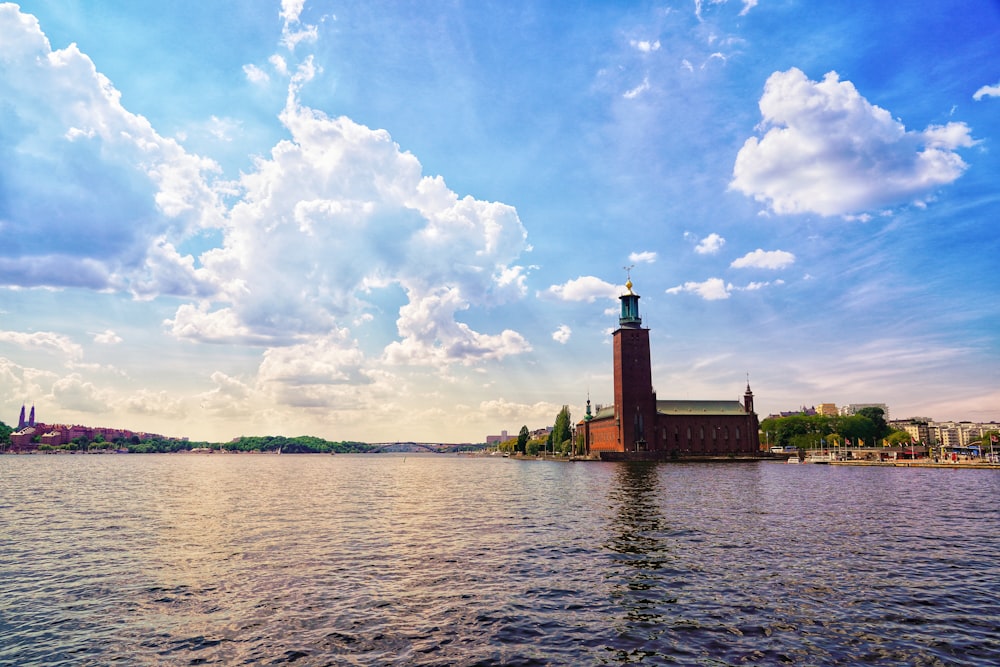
[2,0,998,442]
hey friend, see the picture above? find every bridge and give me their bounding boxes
[366,441,484,453]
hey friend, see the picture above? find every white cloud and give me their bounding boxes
[280,0,307,24]
[666,277,730,300]
[623,76,651,99]
[552,324,572,344]
[730,249,795,269]
[0,330,83,359]
[739,0,759,16]
[694,232,725,255]
[731,68,975,217]
[208,115,242,142]
[160,87,531,367]
[198,371,256,416]
[51,373,111,413]
[544,276,620,302]
[0,5,223,292]
[243,63,269,84]
[123,389,186,418]
[384,286,531,366]
[93,329,122,345]
[280,0,318,50]
[973,82,1000,101]
[630,39,661,53]
[629,251,657,264]
[258,331,366,387]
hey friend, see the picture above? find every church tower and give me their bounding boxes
[744,381,755,414]
[18,404,26,430]
[613,277,657,452]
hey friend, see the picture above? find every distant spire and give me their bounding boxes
[28,405,35,427]
[18,404,25,430]
[624,264,635,294]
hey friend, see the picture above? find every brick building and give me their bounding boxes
[580,280,761,460]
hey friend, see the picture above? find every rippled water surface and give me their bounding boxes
[2,454,998,665]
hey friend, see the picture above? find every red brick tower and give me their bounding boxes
[613,279,657,452]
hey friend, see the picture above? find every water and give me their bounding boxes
[1,454,998,666]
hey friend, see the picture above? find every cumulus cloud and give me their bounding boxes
[198,371,257,416]
[280,0,319,50]
[0,5,223,292]
[93,329,122,345]
[123,389,186,418]
[51,373,110,412]
[544,276,620,302]
[694,232,725,255]
[629,251,657,264]
[258,331,367,388]
[552,325,572,344]
[731,68,975,217]
[4,4,534,392]
[973,82,1000,101]
[171,88,531,364]
[730,249,795,269]
[0,330,83,358]
[666,277,730,300]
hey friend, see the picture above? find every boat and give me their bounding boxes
[803,453,833,464]
[786,455,801,464]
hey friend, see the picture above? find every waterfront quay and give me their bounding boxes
[828,459,1000,470]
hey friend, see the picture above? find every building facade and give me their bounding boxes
[581,281,761,460]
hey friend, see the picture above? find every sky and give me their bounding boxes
[1,1,999,443]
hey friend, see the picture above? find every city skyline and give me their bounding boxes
[1,1,998,442]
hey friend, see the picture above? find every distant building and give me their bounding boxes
[579,279,760,460]
[841,403,889,419]
[817,403,838,416]
[485,430,509,446]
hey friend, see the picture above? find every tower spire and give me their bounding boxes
[618,268,641,328]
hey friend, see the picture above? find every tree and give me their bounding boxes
[886,431,913,446]
[0,419,11,448]
[516,425,529,454]
[856,407,890,440]
[552,405,572,455]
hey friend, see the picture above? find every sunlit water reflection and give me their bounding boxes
[1,454,998,665]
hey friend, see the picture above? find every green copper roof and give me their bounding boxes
[656,400,746,415]
[581,401,747,422]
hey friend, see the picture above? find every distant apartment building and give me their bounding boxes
[889,419,1000,446]
[817,403,839,416]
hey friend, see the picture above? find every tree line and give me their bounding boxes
[0,421,373,454]
[499,405,584,456]
[760,407,907,450]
